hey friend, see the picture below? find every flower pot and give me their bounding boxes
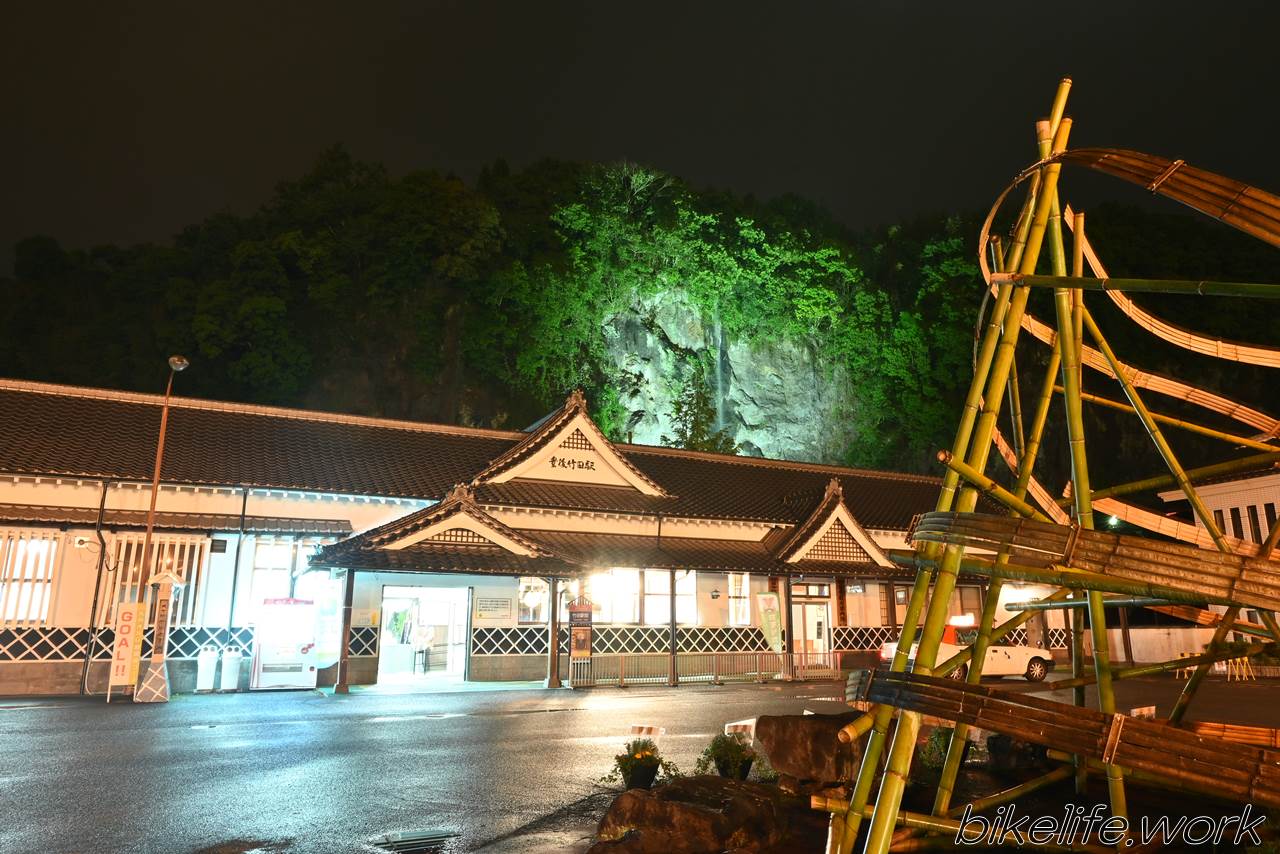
[624,762,660,790]
[715,757,753,781]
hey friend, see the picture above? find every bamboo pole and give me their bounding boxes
[1169,605,1240,725]
[1263,517,1280,560]
[1080,307,1230,551]
[936,451,1049,521]
[833,111,1058,854]
[1064,450,1280,506]
[931,575,1004,815]
[1007,356,1027,460]
[896,551,1251,607]
[813,796,1111,853]
[1014,342,1063,500]
[1037,641,1270,692]
[1004,596,1174,611]
[1055,209,1127,822]
[1065,388,1280,453]
[860,93,1073,854]
[1261,610,1280,640]
[992,273,1280,299]
[932,345,1068,814]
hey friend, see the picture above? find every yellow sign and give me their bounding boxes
[109,604,144,689]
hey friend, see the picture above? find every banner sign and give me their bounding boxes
[568,597,593,658]
[756,592,784,654]
[151,586,173,663]
[109,604,144,689]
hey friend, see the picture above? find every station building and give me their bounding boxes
[0,379,1067,697]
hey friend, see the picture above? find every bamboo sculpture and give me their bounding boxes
[824,79,1280,854]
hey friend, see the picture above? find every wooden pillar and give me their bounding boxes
[667,569,679,686]
[835,577,849,627]
[780,577,794,655]
[886,582,900,635]
[545,576,562,688]
[334,568,356,694]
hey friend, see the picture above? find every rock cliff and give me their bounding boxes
[603,289,856,463]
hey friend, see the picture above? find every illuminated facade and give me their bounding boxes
[0,379,1055,696]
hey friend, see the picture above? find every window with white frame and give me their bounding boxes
[518,577,549,623]
[728,572,751,626]
[0,530,61,625]
[588,568,641,624]
[97,533,210,626]
[249,541,297,622]
[643,569,697,626]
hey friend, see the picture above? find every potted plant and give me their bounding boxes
[694,732,756,781]
[599,738,677,790]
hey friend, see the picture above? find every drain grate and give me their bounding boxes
[369,829,457,853]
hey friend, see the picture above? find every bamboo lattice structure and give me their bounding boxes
[825,79,1280,854]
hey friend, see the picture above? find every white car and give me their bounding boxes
[879,623,1053,682]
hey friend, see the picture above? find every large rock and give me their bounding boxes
[602,288,857,463]
[755,712,863,785]
[588,776,827,854]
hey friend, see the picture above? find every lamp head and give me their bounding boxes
[168,355,190,372]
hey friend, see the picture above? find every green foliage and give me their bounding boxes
[7,150,1274,482]
[918,726,956,770]
[661,372,738,454]
[692,732,756,776]
[598,738,681,787]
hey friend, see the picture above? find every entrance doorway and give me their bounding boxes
[377,586,471,687]
[790,602,830,654]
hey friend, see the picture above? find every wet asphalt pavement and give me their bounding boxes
[2,675,1276,854]
[0,681,851,854]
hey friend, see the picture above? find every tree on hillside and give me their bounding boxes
[661,376,739,455]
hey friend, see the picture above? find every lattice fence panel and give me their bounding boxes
[472,626,549,655]
[1047,628,1069,649]
[0,626,256,661]
[676,626,770,653]
[347,626,379,657]
[832,626,899,650]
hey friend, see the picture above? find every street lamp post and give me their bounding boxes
[134,355,189,704]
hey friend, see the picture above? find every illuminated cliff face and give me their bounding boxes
[604,288,857,463]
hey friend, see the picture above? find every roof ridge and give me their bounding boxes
[0,377,524,440]
[619,441,943,485]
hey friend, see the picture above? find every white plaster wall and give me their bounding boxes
[1100,627,1216,663]
[847,582,883,627]
[995,583,1066,630]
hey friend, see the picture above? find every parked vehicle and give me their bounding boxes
[879,621,1053,682]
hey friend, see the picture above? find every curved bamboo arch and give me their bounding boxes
[1054,148,1280,249]
[977,152,1280,437]
[1064,204,1280,368]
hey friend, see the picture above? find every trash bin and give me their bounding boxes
[219,648,243,692]
[196,646,219,692]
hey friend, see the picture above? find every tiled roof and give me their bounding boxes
[0,380,513,497]
[0,378,944,529]
[0,502,352,534]
[472,390,669,496]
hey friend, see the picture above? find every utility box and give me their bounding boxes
[219,648,243,692]
[196,646,219,692]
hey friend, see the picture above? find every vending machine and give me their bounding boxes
[251,598,319,689]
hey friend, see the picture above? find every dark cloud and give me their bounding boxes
[4,1,1279,272]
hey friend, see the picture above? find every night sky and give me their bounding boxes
[4,2,1280,273]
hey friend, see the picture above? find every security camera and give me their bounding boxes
[73,536,91,549]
